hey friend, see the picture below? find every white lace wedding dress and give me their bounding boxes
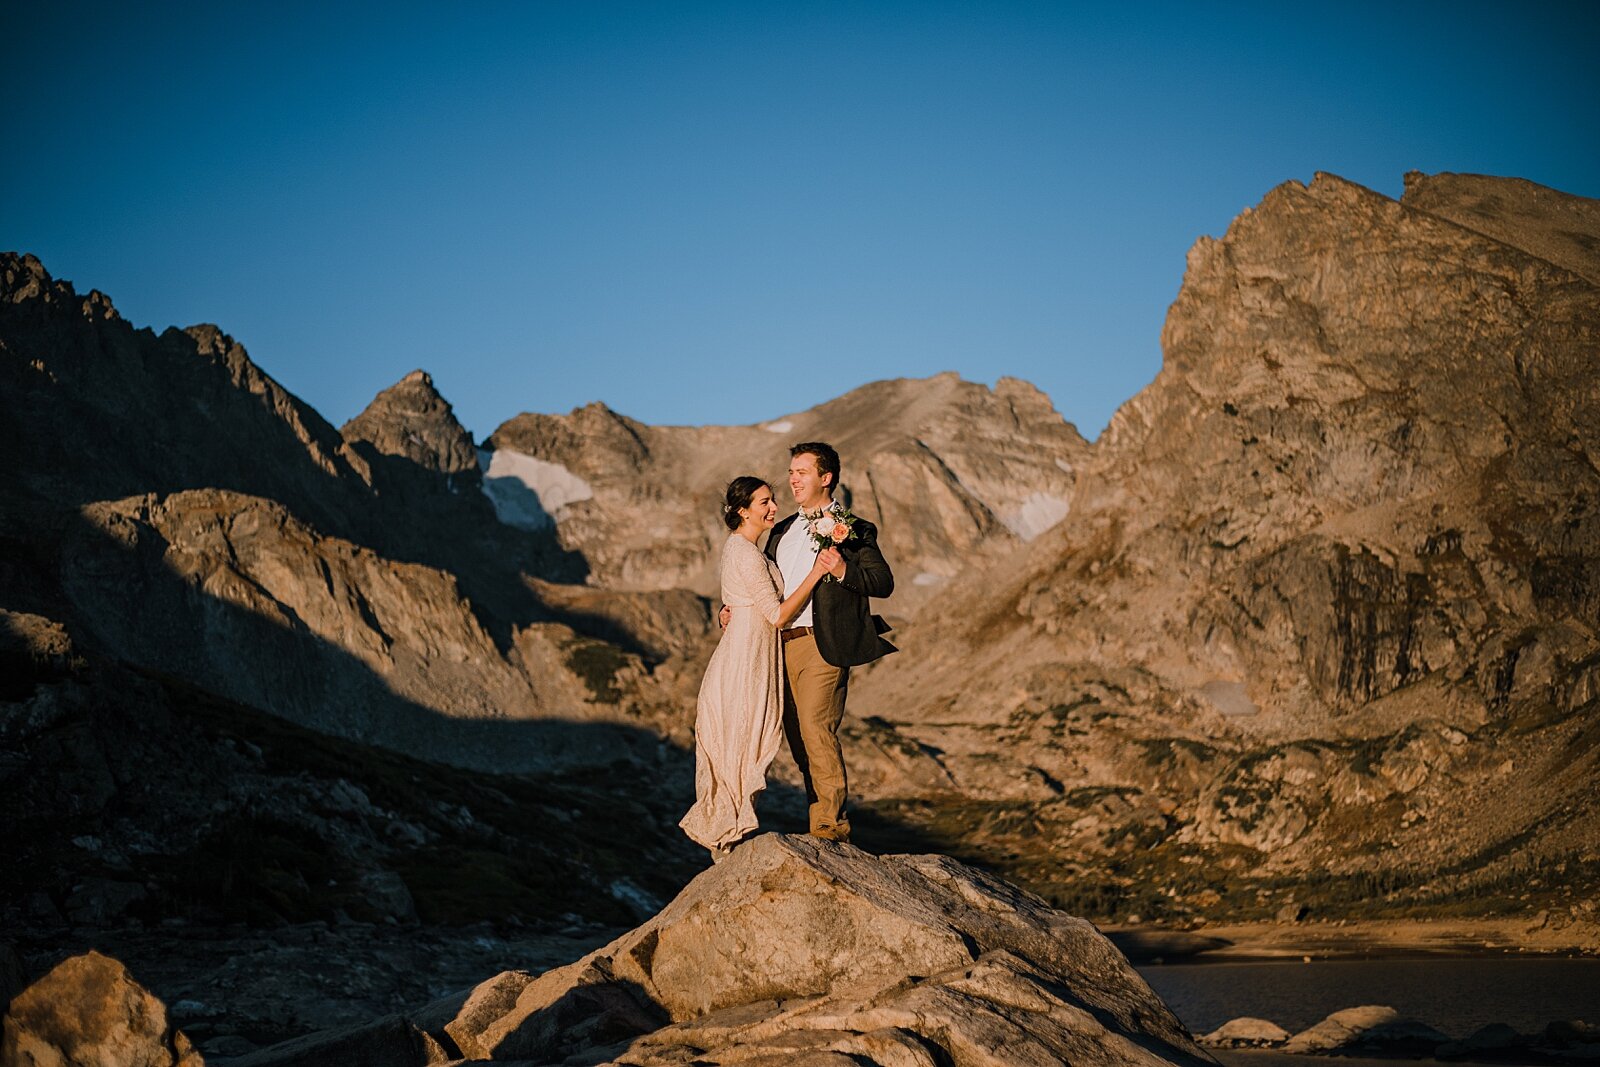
[679,534,785,851]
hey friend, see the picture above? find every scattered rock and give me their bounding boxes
[1545,1019,1600,1048]
[1437,1022,1531,1060]
[356,870,419,924]
[65,876,150,925]
[1,950,201,1067]
[198,1034,261,1058]
[1198,1016,1290,1048]
[607,878,665,923]
[1284,1004,1449,1054]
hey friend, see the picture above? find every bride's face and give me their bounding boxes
[741,485,778,530]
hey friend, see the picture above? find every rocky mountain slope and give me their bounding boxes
[483,372,1089,609]
[842,171,1600,923]
[0,253,710,772]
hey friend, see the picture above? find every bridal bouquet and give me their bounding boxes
[806,504,858,580]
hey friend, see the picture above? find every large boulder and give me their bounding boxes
[428,834,1212,1066]
[1283,1004,1448,1055]
[1435,1022,1533,1061]
[1,950,202,1067]
[1197,1016,1289,1048]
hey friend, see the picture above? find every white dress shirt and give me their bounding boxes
[775,509,826,628]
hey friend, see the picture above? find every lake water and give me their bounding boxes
[1136,957,1600,1038]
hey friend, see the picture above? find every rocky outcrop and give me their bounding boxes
[1196,1016,1289,1049]
[1198,1008,1600,1061]
[26,836,1204,1065]
[1,950,203,1067]
[1282,1005,1447,1054]
[247,834,1208,1066]
[484,373,1089,608]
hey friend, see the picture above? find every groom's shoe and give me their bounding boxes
[809,823,850,843]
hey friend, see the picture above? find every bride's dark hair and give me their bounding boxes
[723,476,769,531]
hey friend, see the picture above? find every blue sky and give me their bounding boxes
[5,2,1597,441]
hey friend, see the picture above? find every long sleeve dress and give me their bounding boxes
[678,534,786,851]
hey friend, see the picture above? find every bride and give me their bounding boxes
[679,476,833,858]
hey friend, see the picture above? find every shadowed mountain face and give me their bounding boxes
[845,171,1600,919]
[0,254,706,772]
[0,259,371,534]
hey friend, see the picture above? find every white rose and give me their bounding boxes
[813,516,837,538]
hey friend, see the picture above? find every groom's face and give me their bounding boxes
[788,452,832,508]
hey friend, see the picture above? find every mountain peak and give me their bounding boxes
[342,369,477,474]
[2,251,121,322]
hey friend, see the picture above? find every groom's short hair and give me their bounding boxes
[790,441,840,491]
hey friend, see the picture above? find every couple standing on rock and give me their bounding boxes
[679,441,896,859]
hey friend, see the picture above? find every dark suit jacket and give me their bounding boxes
[766,510,897,668]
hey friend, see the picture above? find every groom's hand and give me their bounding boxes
[718,604,732,630]
[818,547,846,580]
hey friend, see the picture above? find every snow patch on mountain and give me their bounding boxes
[1002,492,1070,541]
[478,448,593,529]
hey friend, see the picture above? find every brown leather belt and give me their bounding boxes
[780,626,813,643]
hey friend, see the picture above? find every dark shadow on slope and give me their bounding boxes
[486,972,667,1062]
[0,497,831,934]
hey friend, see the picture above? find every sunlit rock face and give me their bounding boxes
[2,951,203,1067]
[406,835,1211,1067]
[847,172,1600,910]
[483,372,1090,611]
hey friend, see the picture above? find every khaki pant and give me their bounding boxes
[782,633,850,836]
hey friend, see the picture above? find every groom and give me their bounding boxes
[766,441,895,841]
